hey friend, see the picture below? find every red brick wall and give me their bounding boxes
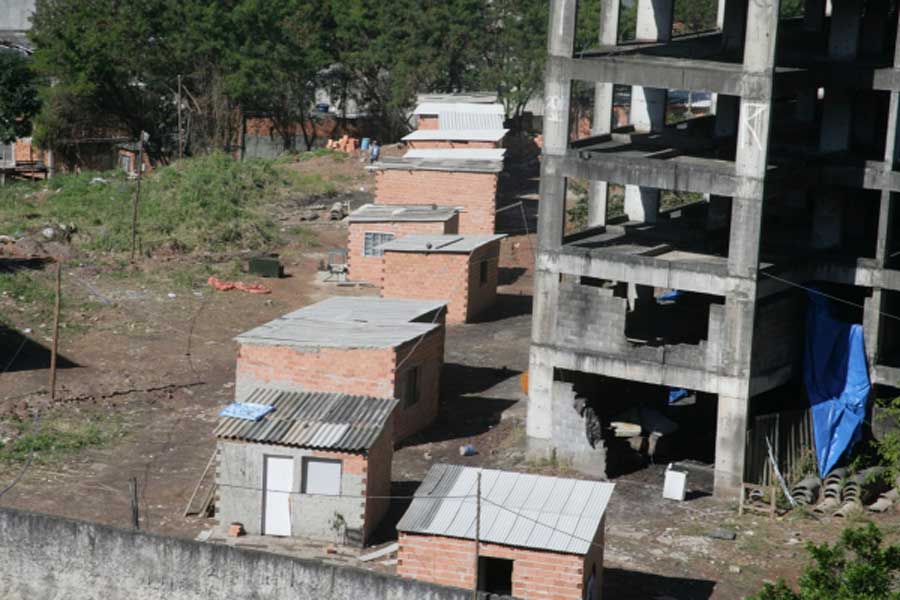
[416,116,440,130]
[382,252,470,325]
[375,170,497,234]
[237,334,443,442]
[347,219,454,287]
[398,533,589,600]
[582,516,605,600]
[362,424,393,541]
[236,344,396,399]
[392,328,443,440]
[407,140,500,150]
[381,242,500,324]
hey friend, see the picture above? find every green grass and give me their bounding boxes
[0,268,57,325]
[0,153,311,255]
[0,411,123,464]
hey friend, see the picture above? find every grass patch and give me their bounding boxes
[0,411,123,464]
[0,153,288,255]
[0,267,58,326]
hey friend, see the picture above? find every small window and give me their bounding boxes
[302,458,342,495]
[400,366,420,408]
[364,232,395,257]
[478,556,513,595]
[479,260,488,286]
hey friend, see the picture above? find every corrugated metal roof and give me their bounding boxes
[369,156,503,174]
[379,234,506,254]
[215,388,397,451]
[414,103,505,116]
[402,129,508,143]
[416,93,499,105]
[404,148,507,161]
[235,297,445,348]
[397,464,615,555]
[348,203,458,223]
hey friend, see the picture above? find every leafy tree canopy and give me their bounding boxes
[0,50,40,144]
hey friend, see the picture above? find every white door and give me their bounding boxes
[263,456,293,536]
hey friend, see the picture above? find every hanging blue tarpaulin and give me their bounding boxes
[803,292,870,476]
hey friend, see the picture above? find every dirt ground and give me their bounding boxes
[1,158,898,599]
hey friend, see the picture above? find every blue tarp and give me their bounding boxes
[657,290,689,404]
[219,402,275,421]
[803,292,870,476]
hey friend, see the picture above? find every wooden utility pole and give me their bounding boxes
[130,132,147,262]
[129,477,140,530]
[48,260,62,401]
[473,471,481,599]
[177,75,183,160]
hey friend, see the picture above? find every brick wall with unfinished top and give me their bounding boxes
[348,217,459,286]
[398,523,604,600]
[381,243,500,324]
[235,331,443,442]
[374,170,498,234]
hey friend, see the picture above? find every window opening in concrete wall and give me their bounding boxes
[624,287,721,348]
[400,366,420,408]
[363,232,395,257]
[878,289,900,368]
[301,458,341,496]
[478,556,513,596]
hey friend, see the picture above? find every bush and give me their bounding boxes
[751,523,900,600]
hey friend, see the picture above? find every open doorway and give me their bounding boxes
[478,556,513,596]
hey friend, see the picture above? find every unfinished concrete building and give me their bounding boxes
[529,0,900,497]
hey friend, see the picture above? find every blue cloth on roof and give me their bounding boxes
[219,402,274,421]
[803,292,870,476]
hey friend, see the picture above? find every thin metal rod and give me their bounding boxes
[177,74,183,159]
[473,471,481,599]
[48,260,61,401]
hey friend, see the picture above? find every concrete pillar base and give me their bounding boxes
[714,394,749,500]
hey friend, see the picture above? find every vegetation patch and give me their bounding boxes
[0,411,124,464]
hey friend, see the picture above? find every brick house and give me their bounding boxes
[234,297,446,441]
[379,234,506,325]
[412,102,505,131]
[397,464,614,600]
[370,155,503,234]
[215,387,396,546]
[347,203,459,286]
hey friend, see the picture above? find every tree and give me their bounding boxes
[751,523,900,600]
[0,51,40,144]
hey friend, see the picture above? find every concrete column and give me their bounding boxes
[627,83,666,223]
[635,0,673,42]
[528,0,576,450]
[863,291,885,365]
[716,0,781,500]
[588,0,621,228]
[717,0,727,29]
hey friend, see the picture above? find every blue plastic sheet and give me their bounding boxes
[803,292,870,476]
[219,402,274,421]
[657,290,688,403]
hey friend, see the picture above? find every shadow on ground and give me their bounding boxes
[603,567,716,599]
[367,480,422,546]
[0,324,78,373]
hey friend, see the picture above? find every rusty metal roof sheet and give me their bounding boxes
[397,464,615,555]
[215,388,397,451]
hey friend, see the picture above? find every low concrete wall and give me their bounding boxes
[0,508,487,600]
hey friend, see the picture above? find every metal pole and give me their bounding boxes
[473,471,481,599]
[48,260,61,401]
[177,74,183,160]
[130,141,143,262]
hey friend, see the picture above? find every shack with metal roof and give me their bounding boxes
[215,388,396,545]
[347,203,459,286]
[413,102,506,131]
[234,297,447,441]
[397,464,614,599]
[379,234,506,324]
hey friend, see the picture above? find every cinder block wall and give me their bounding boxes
[216,441,370,543]
[398,533,589,600]
[348,219,456,286]
[407,140,500,150]
[375,170,498,234]
[392,328,444,440]
[751,293,806,374]
[382,252,471,324]
[236,344,397,401]
[555,281,628,353]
